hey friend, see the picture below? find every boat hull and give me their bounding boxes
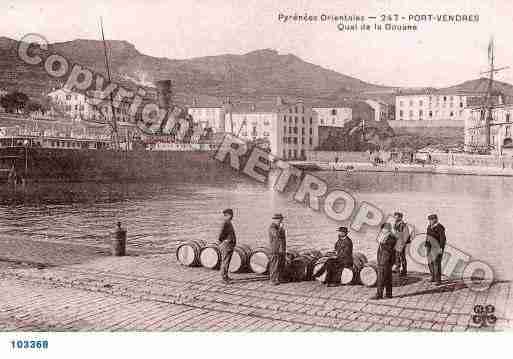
[0,147,229,182]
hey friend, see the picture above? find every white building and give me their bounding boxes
[48,88,133,123]
[395,90,486,123]
[228,98,319,160]
[312,106,351,127]
[465,104,513,154]
[365,99,389,122]
[187,106,225,132]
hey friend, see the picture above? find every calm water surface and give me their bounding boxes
[1,171,512,279]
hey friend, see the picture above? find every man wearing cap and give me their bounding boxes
[371,222,397,300]
[218,208,236,284]
[325,227,353,287]
[426,214,446,285]
[269,213,286,285]
[392,212,410,277]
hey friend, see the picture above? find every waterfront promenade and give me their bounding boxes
[0,239,511,331]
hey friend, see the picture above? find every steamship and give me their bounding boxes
[0,81,225,183]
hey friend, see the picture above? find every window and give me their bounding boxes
[399,110,403,117]
[320,119,324,125]
[450,111,454,117]
[460,102,464,108]
[294,117,298,124]
[293,127,298,134]
[429,111,433,117]
[309,138,313,145]
[419,100,423,106]
[301,128,305,135]
[409,100,413,106]
[294,106,298,113]
[443,96,447,101]
[309,128,313,135]
[332,119,335,125]
[293,138,298,144]
[419,110,423,116]
[309,117,312,125]
[331,109,337,115]
[409,110,413,117]
[506,126,510,136]
[507,113,511,123]
[399,101,403,107]
[66,95,71,100]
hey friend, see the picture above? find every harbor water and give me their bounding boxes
[0,171,512,280]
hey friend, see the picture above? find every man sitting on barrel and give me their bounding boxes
[325,227,353,287]
[269,213,286,285]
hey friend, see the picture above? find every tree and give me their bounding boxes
[0,91,29,113]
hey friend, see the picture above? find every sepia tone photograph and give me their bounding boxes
[0,0,512,346]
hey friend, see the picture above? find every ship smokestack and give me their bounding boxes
[155,80,172,110]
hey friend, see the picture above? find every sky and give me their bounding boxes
[1,0,513,88]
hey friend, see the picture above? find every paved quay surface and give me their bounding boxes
[1,250,512,332]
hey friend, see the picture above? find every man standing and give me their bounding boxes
[392,212,410,277]
[268,213,286,285]
[325,227,353,287]
[425,214,446,286]
[371,222,397,300]
[218,208,236,284]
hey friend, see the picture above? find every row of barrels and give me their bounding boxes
[176,239,380,286]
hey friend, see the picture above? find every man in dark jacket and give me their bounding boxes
[425,214,446,285]
[218,208,236,284]
[268,213,286,285]
[371,222,397,300]
[325,227,353,287]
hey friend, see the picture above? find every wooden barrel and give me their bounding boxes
[289,251,321,282]
[249,247,271,274]
[312,255,336,283]
[229,244,252,273]
[200,243,221,269]
[340,259,367,285]
[286,249,300,262]
[360,261,379,287]
[176,239,206,266]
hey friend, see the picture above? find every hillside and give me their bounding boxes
[440,77,513,95]
[0,36,390,103]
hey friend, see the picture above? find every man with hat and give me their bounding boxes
[371,222,397,300]
[269,213,286,285]
[425,214,446,285]
[218,208,236,284]
[325,226,353,287]
[392,212,410,277]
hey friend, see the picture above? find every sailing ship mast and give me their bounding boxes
[99,17,120,150]
[480,36,509,149]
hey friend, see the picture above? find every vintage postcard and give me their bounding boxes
[0,0,512,355]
